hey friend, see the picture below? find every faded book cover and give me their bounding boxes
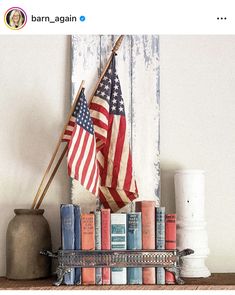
[156,207,165,284]
[81,213,95,285]
[101,208,111,284]
[111,213,127,285]
[135,201,156,284]
[60,204,75,285]
[74,205,81,285]
[156,267,166,285]
[165,214,176,284]
[127,212,142,284]
[95,211,102,285]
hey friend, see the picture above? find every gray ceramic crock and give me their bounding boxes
[6,209,52,280]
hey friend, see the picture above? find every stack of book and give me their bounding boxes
[60,201,176,285]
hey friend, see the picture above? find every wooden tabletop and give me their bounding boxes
[0,273,235,290]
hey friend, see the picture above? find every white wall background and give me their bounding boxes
[160,35,235,272]
[0,35,71,275]
[0,35,235,275]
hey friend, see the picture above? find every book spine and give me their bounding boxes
[156,267,165,285]
[60,204,75,285]
[95,211,102,285]
[111,213,127,285]
[127,213,142,285]
[156,207,165,249]
[156,207,165,284]
[165,214,176,284]
[74,205,81,285]
[101,208,111,284]
[135,201,156,284]
[81,213,95,285]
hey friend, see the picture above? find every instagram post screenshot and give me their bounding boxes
[0,0,234,292]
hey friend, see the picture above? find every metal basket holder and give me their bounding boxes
[41,248,194,286]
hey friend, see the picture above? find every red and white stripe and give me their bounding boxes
[62,116,76,142]
[63,116,100,196]
[90,96,138,212]
[90,97,109,150]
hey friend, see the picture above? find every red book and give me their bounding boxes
[165,214,176,284]
[81,213,95,285]
[135,201,156,284]
[101,208,111,284]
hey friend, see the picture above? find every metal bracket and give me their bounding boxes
[41,248,194,286]
[54,266,73,286]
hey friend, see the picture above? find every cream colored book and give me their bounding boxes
[111,213,127,285]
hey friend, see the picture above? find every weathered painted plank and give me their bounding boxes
[71,35,101,213]
[100,35,114,70]
[71,35,101,99]
[70,35,160,211]
[131,35,160,205]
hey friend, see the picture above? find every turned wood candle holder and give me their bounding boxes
[175,170,210,278]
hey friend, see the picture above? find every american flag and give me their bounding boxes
[63,89,99,195]
[90,56,138,212]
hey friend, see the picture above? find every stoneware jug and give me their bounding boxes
[6,209,52,280]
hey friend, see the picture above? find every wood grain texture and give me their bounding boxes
[70,35,160,212]
[1,274,235,290]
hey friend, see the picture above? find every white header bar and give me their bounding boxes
[0,0,234,34]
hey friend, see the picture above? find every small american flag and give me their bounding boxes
[63,89,99,195]
[90,56,138,212]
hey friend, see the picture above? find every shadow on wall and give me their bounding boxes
[160,163,184,214]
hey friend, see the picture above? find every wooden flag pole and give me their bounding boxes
[88,35,124,104]
[34,144,68,209]
[31,80,85,209]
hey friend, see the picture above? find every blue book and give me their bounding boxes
[156,267,165,285]
[156,207,165,284]
[95,211,102,284]
[60,204,75,285]
[156,207,165,250]
[111,213,127,284]
[127,212,142,284]
[74,205,81,285]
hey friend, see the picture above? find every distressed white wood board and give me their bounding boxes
[131,36,160,205]
[70,35,160,212]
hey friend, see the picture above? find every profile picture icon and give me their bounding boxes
[4,7,27,30]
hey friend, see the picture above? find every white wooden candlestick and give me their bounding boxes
[174,170,210,278]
